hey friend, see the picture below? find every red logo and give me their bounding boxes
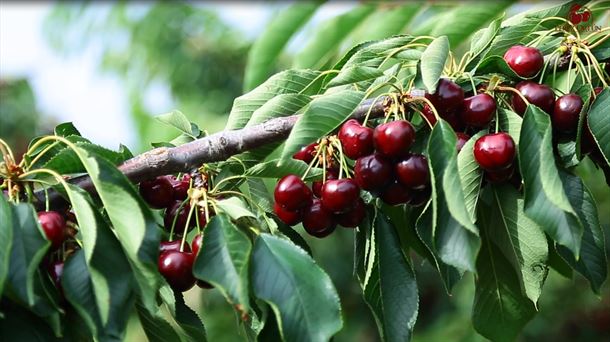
[568,4,592,25]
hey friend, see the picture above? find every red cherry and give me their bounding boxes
[373,120,415,158]
[552,94,583,133]
[312,168,339,198]
[164,201,204,235]
[292,143,318,164]
[460,93,496,128]
[170,174,191,201]
[354,154,393,191]
[425,78,464,115]
[456,132,470,152]
[158,251,196,292]
[503,45,544,78]
[420,104,438,127]
[321,179,360,214]
[160,240,191,254]
[512,81,555,115]
[338,119,374,159]
[443,111,466,132]
[380,181,413,206]
[37,211,66,249]
[485,165,515,184]
[593,87,603,96]
[395,154,430,190]
[336,198,366,228]
[473,133,516,171]
[139,176,175,209]
[273,202,303,226]
[408,187,431,207]
[191,234,203,256]
[302,199,336,238]
[274,175,312,211]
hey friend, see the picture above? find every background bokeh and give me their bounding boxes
[1,2,608,341]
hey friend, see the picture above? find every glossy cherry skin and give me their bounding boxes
[395,154,430,190]
[139,176,175,209]
[512,81,555,115]
[170,174,191,201]
[321,179,360,214]
[312,168,339,198]
[425,78,464,115]
[373,120,415,158]
[420,104,438,127]
[380,181,413,206]
[485,165,515,184]
[158,251,196,292]
[552,93,583,133]
[191,234,203,256]
[473,133,516,171]
[160,240,191,254]
[456,132,470,152]
[503,45,544,78]
[292,143,318,164]
[273,202,303,226]
[408,187,431,207]
[336,198,366,228]
[38,211,66,249]
[164,201,204,235]
[302,199,336,238]
[274,175,312,211]
[354,154,393,191]
[460,93,496,128]
[338,119,374,159]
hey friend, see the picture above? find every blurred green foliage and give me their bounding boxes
[0,79,42,156]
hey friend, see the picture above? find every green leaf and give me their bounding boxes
[476,55,521,79]
[587,87,610,165]
[226,69,322,130]
[343,35,415,69]
[193,215,251,311]
[246,93,312,127]
[363,213,418,342]
[215,197,256,221]
[247,178,274,213]
[246,158,323,181]
[41,141,130,175]
[488,185,548,305]
[326,66,384,88]
[54,122,81,137]
[420,36,449,94]
[427,120,480,272]
[174,292,208,341]
[558,171,607,294]
[498,108,523,145]
[518,105,583,256]
[293,5,375,69]
[136,301,182,342]
[280,90,365,162]
[356,4,420,42]
[156,110,196,137]
[251,234,342,342]
[468,16,504,62]
[456,130,485,223]
[0,195,13,297]
[243,3,320,91]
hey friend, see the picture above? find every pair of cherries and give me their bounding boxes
[157,234,212,292]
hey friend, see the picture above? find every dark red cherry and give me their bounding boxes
[139,176,175,209]
[312,168,339,198]
[420,104,438,127]
[473,133,516,171]
[160,240,191,254]
[37,211,66,249]
[593,87,602,96]
[292,143,318,164]
[485,165,515,184]
[503,45,544,78]
[460,93,496,128]
[273,202,303,226]
[164,201,203,235]
[338,119,374,159]
[302,199,336,238]
[354,153,393,191]
[336,198,366,228]
[321,179,360,214]
[373,120,415,158]
[274,175,312,211]
[380,181,413,206]
[456,132,470,152]
[552,93,583,133]
[191,234,203,256]
[512,81,555,115]
[443,111,466,132]
[408,187,431,207]
[395,154,430,190]
[170,174,191,201]
[158,251,196,292]
[425,78,464,115]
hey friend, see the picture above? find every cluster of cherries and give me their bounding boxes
[139,174,213,292]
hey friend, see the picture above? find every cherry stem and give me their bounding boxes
[465,72,477,95]
[584,27,610,44]
[44,187,49,212]
[579,48,609,87]
[302,140,324,180]
[179,202,196,252]
[540,16,580,40]
[0,139,15,164]
[211,174,245,193]
[416,96,441,122]
[496,86,530,107]
[363,93,389,126]
[168,198,189,242]
[538,50,559,84]
[299,69,340,95]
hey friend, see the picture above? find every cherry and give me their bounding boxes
[354,153,392,191]
[473,132,516,171]
[321,179,360,214]
[460,93,496,128]
[338,119,374,159]
[160,240,191,254]
[191,234,203,256]
[37,211,66,249]
[373,120,415,158]
[593,87,602,96]
[485,165,515,184]
[408,187,431,207]
[380,181,413,206]
[170,174,191,201]
[164,201,204,235]
[425,78,465,115]
[512,81,555,115]
[292,143,318,164]
[139,176,175,209]
[336,198,366,228]
[552,93,583,133]
[312,168,339,198]
[274,174,312,211]
[503,45,544,78]
[456,132,470,152]
[396,154,430,190]
[302,199,336,238]
[420,104,438,127]
[273,202,303,226]
[158,251,196,292]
